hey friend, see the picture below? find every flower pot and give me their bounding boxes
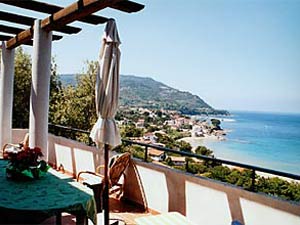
[6,168,30,181]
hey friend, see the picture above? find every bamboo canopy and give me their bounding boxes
[0,0,144,49]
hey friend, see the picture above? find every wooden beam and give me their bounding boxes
[6,28,33,48]
[1,0,109,25]
[0,11,34,26]
[0,34,32,46]
[0,24,23,34]
[52,35,63,41]
[110,0,145,13]
[0,34,13,41]
[0,11,81,34]
[0,24,63,41]
[47,25,81,35]
[41,0,123,32]
[5,0,144,49]
[4,28,62,48]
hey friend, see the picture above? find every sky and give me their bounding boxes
[2,0,300,113]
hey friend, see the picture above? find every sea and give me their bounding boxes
[58,75,299,174]
[189,111,300,175]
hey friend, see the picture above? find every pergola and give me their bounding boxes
[0,2,143,223]
[0,0,144,152]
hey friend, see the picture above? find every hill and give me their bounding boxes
[120,75,228,115]
[58,74,76,86]
[59,74,228,115]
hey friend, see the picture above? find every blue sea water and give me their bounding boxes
[194,111,300,175]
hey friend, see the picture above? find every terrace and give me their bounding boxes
[3,127,299,225]
[1,1,300,224]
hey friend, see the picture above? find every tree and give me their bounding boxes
[195,146,213,156]
[13,48,32,128]
[166,157,174,166]
[120,125,144,138]
[49,57,63,124]
[225,169,242,184]
[155,110,162,117]
[51,61,97,130]
[211,118,221,130]
[177,140,192,152]
[147,125,159,133]
[12,48,60,128]
[207,166,231,182]
[186,162,207,174]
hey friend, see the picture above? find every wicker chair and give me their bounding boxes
[2,133,29,159]
[77,152,131,212]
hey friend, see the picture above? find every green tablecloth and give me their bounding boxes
[0,160,97,224]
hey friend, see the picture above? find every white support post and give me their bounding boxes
[0,42,15,151]
[29,20,52,160]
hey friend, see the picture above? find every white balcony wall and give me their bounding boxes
[74,148,96,174]
[125,160,300,225]
[54,144,74,173]
[186,181,231,225]
[241,198,300,225]
[47,133,103,176]
[137,166,169,213]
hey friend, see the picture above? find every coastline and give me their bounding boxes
[181,135,225,153]
[181,137,300,182]
[187,111,300,175]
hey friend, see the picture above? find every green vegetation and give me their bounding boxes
[13,50,97,142]
[13,48,32,128]
[50,61,97,131]
[59,73,229,115]
[119,75,229,115]
[211,118,221,130]
[256,177,300,201]
[120,125,144,138]
[195,145,213,156]
[13,48,62,128]
[154,132,192,153]
[114,143,151,162]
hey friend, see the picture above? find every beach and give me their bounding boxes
[182,111,300,175]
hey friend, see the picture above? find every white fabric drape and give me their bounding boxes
[90,19,121,148]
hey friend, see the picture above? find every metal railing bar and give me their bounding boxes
[123,139,300,180]
[48,124,300,181]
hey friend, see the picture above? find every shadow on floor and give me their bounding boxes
[0,198,150,225]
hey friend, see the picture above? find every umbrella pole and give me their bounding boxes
[104,143,110,225]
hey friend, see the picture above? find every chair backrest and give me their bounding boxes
[21,133,29,148]
[2,133,29,159]
[109,152,131,186]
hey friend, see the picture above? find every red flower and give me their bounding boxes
[6,145,49,179]
[23,146,30,152]
[33,147,43,157]
[16,151,28,161]
[7,146,43,169]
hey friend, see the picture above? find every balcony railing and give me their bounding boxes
[48,123,300,193]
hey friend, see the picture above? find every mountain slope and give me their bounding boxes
[59,74,228,115]
[119,75,227,115]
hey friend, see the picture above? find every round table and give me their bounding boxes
[0,160,97,225]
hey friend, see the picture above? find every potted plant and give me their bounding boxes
[5,146,49,180]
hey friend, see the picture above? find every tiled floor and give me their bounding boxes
[109,198,152,225]
[41,197,152,225]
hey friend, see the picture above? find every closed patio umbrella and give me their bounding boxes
[90,19,121,225]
